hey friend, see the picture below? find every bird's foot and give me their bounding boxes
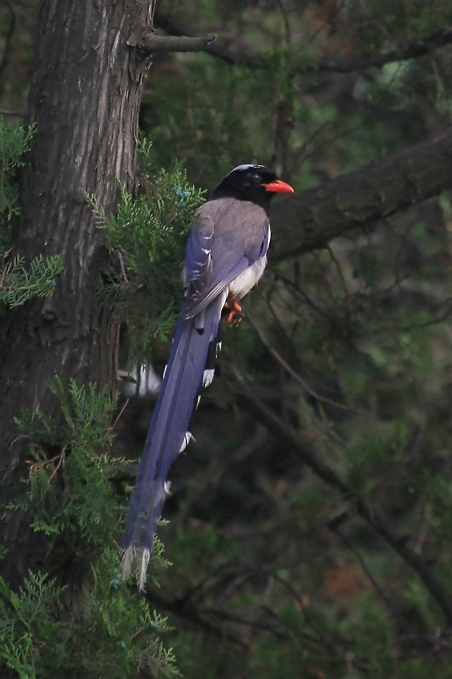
[223,296,243,325]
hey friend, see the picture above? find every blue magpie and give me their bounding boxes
[121,164,294,588]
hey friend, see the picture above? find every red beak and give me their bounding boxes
[262,179,294,194]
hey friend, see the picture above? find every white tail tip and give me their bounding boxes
[120,546,151,591]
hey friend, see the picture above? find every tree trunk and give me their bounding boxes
[0,0,153,585]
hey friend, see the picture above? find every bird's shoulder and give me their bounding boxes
[190,199,269,262]
[191,197,268,234]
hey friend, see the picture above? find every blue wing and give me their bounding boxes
[183,207,270,319]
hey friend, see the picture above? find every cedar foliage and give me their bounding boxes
[0,372,180,677]
[88,139,205,351]
[0,133,189,676]
[0,122,63,308]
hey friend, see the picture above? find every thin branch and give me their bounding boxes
[153,11,257,66]
[275,275,337,325]
[0,1,15,84]
[116,249,129,283]
[145,588,249,649]
[129,30,216,55]
[111,398,129,430]
[292,120,330,165]
[329,521,406,625]
[317,27,452,72]
[206,606,288,640]
[228,364,452,626]
[242,304,359,414]
[211,28,452,73]
[154,11,452,73]
[0,109,25,117]
[275,0,291,46]
[326,244,351,302]
[258,570,345,656]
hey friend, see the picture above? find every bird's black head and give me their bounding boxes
[211,164,294,210]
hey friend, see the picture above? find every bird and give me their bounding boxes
[121,164,294,588]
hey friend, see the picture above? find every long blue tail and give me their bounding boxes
[121,297,223,588]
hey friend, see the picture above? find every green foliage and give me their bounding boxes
[0,566,180,679]
[0,119,35,231]
[13,376,119,544]
[4,377,179,678]
[0,121,63,308]
[87,139,205,355]
[0,571,64,679]
[0,254,64,308]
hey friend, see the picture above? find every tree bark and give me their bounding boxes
[269,125,452,263]
[0,0,153,584]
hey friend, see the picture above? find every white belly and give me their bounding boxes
[229,255,267,300]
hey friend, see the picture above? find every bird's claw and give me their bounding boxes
[223,297,243,325]
[227,309,243,325]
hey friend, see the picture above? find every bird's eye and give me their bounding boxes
[250,173,262,183]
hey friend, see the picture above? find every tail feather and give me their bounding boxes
[121,295,225,588]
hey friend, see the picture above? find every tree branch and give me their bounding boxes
[204,27,452,73]
[229,365,452,626]
[154,10,452,73]
[0,1,15,84]
[0,109,25,117]
[153,10,277,68]
[317,27,452,72]
[145,587,249,649]
[128,30,216,55]
[269,125,452,263]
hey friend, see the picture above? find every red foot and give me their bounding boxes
[223,295,243,325]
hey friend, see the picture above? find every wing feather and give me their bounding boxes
[183,199,270,319]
